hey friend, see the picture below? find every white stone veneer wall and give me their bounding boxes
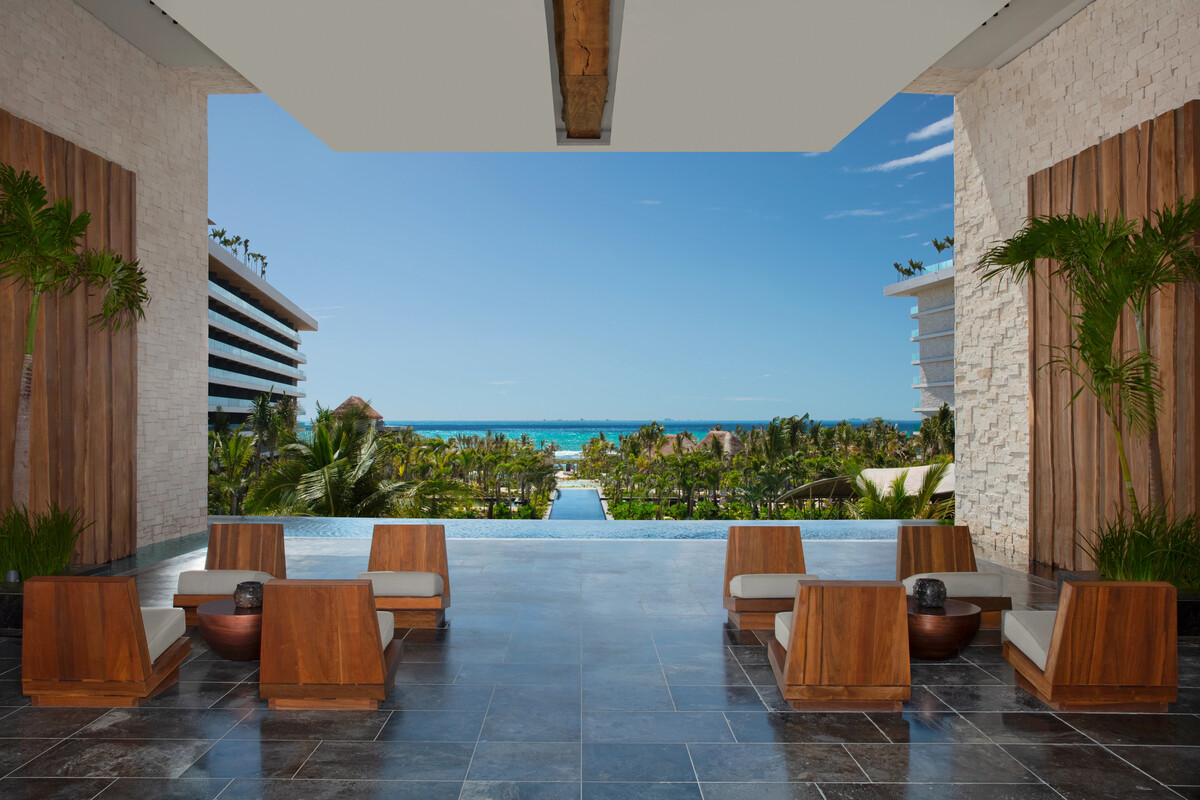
[954,0,1200,567]
[0,0,250,547]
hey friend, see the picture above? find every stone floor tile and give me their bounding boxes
[698,784,822,800]
[582,782,701,799]
[1107,745,1200,786]
[95,777,232,799]
[461,781,582,799]
[225,709,391,741]
[909,663,1005,686]
[818,784,1063,799]
[382,683,496,711]
[378,709,486,742]
[12,738,214,778]
[0,707,107,739]
[0,739,64,776]
[294,741,474,780]
[179,739,318,780]
[926,686,1052,713]
[1055,713,1200,746]
[669,685,764,712]
[0,777,117,799]
[582,711,733,743]
[1002,743,1175,799]
[959,712,1089,744]
[582,743,696,782]
[467,742,583,782]
[725,712,888,744]
[218,779,463,799]
[686,743,868,783]
[867,711,990,744]
[845,743,1040,783]
[74,708,250,740]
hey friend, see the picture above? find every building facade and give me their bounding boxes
[950,0,1200,568]
[883,260,955,418]
[207,237,316,427]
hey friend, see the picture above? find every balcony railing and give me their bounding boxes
[208,309,305,361]
[208,280,300,341]
[208,338,306,380]
[208,367,303,396]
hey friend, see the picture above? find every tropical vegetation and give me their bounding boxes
[579,412,954,521]
[209,399,558,519]
[979,196,1200,587]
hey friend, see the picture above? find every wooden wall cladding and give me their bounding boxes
[1028,100,1200,571]
[0,107,138,564]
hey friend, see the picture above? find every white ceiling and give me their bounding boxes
[147,0,1011,152]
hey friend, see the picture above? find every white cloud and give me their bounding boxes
[488,380,516,386]
[898,233,919,239]
[863,141,954,173]
[823,208,887,220]
[899,202,953,221]
[906,115,953,142]
[907,171,926,179]
[634,199,662,205]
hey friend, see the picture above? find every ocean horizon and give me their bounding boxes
[362,418,923,455]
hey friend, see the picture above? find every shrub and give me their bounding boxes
[0,503,91,579]
[1081,508,1200,592]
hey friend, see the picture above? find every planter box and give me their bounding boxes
[0,582,22,637]
[1055,572,1199,637]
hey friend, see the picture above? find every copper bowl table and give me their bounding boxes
[196,598,263,661]
[906,597,981,660]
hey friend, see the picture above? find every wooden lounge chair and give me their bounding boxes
[22,576,190,707]
[358,524,451,628]
[722,525,818,630]
[896,525,1011,628]
[768,580,910,711]
[173,523,287,625]
[1003,580,1177,711]
[259,579,402,710]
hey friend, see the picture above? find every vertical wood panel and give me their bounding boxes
[1029,99,1200,571]
[0,107,138,563]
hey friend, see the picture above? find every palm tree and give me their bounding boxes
[247,391,277,474]
[979,196,1200,513]
[846,461,953,520]
[208,429,256,514]
[248,415,405,517]
[0,165,149,508]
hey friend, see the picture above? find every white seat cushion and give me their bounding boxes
[376,611,395,650]
[1003,610,1057,671]
[140,607,186,663]
[358,571,444,598]
[903,572,1005,598]
[177,570,276,596]
[775,611,793,650]
[729,573,818,599]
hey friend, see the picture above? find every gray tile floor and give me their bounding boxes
[0,538,1197,799]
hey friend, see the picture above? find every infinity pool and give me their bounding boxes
[209,516,923,540]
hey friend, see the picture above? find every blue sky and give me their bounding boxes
[208,93,954,422]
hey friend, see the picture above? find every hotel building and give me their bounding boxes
[207,235,316,427]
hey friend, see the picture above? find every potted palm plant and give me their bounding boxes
[0,163,148,632]
[978,196,1200,633]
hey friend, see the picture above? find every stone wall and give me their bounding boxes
[954,0,1200,567]
[0,0,248,547]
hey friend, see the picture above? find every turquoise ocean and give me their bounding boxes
[380,419,921,456]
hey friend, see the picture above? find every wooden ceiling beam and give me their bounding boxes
[553,0,609,140]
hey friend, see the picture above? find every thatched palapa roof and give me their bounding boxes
[334,396,383,420]
[698,429,745,457]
